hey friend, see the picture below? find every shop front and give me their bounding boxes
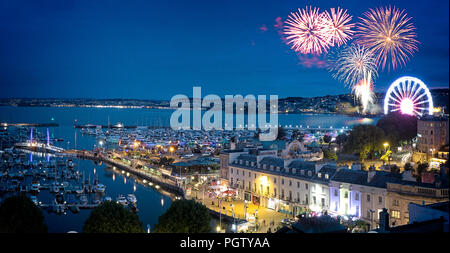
[267,198,277,210]
[252,195,260,206]
[278,200,292,215]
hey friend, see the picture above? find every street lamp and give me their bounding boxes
[244,200,248,220]
[216,225,221,233]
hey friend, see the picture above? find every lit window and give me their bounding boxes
[392,210,400,219]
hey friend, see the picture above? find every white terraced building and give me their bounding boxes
[220,148,449,228]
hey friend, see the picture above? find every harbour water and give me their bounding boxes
[0,106,379,233]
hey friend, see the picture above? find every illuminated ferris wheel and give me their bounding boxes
[384,76,434,117]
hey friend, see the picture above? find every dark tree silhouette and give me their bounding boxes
[0,195,47,233]
[376,112,417,148]
[154,200,211,233]
[83,201,144,233]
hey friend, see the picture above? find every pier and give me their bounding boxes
[74,124,137,129]
[64,150,185,197]
[1,122,59,127]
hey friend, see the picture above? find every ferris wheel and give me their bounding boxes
[384,76,434,117]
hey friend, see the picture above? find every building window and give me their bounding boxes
[325,174,329,179]
[305,194,309,204]
[392,199,399,206]
[313,196,316,205]
[321,198,325,207]
[297,182,300,188]
[236,169,239,175]
[391,210,400,219]
[367,194,371,202]
[282,179,284,185]
[305,184,308,190]
[274,188,277,197]
[334,189,338,197]
[378,196,382,204]
[231,168,233,174]
[344,192,348,198]
[289,180,292,186]
[355,193,359,201]
[249,172,251,177]
[274,178,277,184]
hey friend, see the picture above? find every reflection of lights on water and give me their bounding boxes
[112,174,115,181]
[161,198,164,206]
[133,184,136,192]
[124,177,127,184]
[93,168,96,174]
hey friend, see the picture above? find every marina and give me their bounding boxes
[0,105,380,232]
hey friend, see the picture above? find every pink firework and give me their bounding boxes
[284,6,331,54]
[319,7,354,47]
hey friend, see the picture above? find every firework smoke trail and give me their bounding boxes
[355,6,419,71]
[328,43,378,89]
[284,6,332,54]
[354,71,376,114]
[319,7,355,47]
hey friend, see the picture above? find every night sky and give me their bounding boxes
[0,0,448,100]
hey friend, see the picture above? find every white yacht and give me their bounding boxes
[116,195,128,205]
[30,195,38,205]
[31,181,40,192]
[94,183,106,193]
[127,194,137,204]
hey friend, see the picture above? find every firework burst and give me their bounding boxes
[319,7,355,47]
[328,43,378,89]
[355,6,419,71]
[354,72,376,114]
[284,6,331,54]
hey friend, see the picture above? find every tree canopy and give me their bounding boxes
[83,201,144,233]
[343,124,386,160]
[153,199,211,233]
[0,194,48,233]
[323,149,338,161]
[376,112,417,148]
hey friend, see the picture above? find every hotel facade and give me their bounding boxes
[221,148,449,227]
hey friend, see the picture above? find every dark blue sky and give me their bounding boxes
[0,0,448,99]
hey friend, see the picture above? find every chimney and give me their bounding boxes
[401,170,416,182]
[367,170,376,183]
[351,163,361,171]
[378,208,390,232]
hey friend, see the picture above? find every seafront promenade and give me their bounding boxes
[63,150,185,196]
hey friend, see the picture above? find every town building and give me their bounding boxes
[220,141,449,228]
[416,115,449,162]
